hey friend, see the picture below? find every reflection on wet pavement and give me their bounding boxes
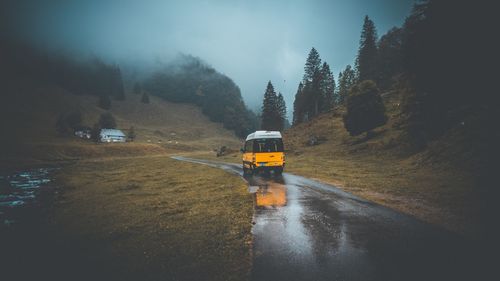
[248,176,287,208]
[247,173,478,281]
[0,168,57,226]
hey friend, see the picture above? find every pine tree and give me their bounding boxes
[128,126,136,141]
[303,47,323,117]
[99,112,117,129]
[344,65,356,90]
[336,71,343,105]
[112,66,125,101]
[98,94,111,109]
[303,47,321,83]
[356,16,378,82]
[260,81,279,131]
[289,48,339,125]
[320,62,335,111]
[292,82,305,125]
[337,65,356,104]
[376,27,403,90]
[276,92,287,131]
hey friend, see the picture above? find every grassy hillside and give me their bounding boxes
[282,89,483,237]
[0,85,241,170]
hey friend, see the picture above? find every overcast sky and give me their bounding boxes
[3,0,414,117]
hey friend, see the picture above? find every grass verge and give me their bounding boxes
[283,110,480,238]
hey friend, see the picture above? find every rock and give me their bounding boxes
[308,135,318,146]
[306,135,327,146]
[216,146,227,157]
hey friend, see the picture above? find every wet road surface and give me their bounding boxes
[172,156,484,281]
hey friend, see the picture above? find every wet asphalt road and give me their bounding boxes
[172,157,485,281]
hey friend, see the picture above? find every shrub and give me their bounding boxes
[128,126,136,141]
[343,80,387,137]
[98,94,111,109]
[98,112,116,129]
[90,123,101,142]
[55,111,82,134]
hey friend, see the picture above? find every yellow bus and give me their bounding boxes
[241,131,285,175]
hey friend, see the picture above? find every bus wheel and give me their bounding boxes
[274,167,283,175]
[250,165,256,175]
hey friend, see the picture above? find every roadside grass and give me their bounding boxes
[184,150,242,164]
[284,143,476,236]
[188,146,476,236]
[48,156,253,281]
[283,94,480,237]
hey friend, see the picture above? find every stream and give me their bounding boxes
[0,167,58,227]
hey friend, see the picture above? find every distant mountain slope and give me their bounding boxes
[0,84,242,168]
[142,55,258,138]
[108,92,242,149]
[0,41,243,168]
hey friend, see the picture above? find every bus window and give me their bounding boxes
[245,140,253,152]
[253,138,284,152]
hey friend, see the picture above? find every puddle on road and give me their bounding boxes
[254,184,287,208]
[0,168,58,226]
[246,175,287,208]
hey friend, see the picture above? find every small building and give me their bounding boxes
[74,126,91,139]
[100,129,126,143]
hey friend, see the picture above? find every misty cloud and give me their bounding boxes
[2,0,414,118]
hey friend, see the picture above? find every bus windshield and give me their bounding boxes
[253,138,284,152]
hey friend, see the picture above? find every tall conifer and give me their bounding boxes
[356,16,378,81]
[261,81,278,130]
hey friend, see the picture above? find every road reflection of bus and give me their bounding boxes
[255,183,287,208]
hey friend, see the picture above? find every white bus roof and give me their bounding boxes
[245,131,282,141]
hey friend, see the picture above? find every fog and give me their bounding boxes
[2,0,413,116]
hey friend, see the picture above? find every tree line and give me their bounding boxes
[260,81,287,131]
[259,48,337,132]
[2,40,126,110]
[287,15,387,138]
[292,48,336,125]
[287,0,484,146]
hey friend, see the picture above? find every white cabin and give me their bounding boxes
[100,129,126,143]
